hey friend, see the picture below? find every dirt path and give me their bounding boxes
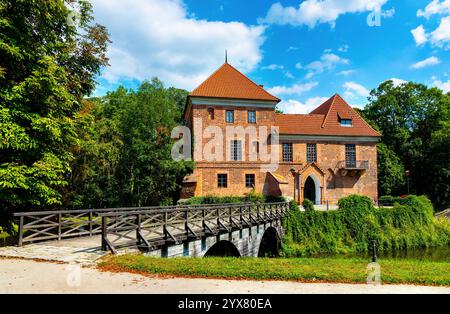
[1,258,449,294]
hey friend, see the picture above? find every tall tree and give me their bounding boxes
[363,80,450,210]
[0,0,109,231]
[69,81,193,208]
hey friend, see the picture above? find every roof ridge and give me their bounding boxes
[189,62,279,102]
[322,94,381,136]
[321,94,339,128]
[190,63,227,96]
[223,63,279,100]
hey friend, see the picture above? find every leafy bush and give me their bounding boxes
[302,199,315,212]
[281,195,450,257]
[183,194,286,205]
[379,195,406,205]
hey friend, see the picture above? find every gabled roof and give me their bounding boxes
[189,63,280,102]
[276,94,381,137]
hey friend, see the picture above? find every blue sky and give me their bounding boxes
[90,0,450,113]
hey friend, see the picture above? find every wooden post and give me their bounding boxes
[89,211,93,236]
[101,216,107,251]
[18,216,24,247]
[216,207,220,230]
[164,211,168,240]
[184,210,189,236]
[202,209,206,233]
[58,213,62,240]
[136,214,141,245]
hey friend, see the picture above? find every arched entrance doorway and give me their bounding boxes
[304,176,316,204]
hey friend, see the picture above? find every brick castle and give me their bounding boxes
[181,61,380,205]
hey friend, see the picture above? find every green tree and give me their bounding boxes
[363,80,450,210]
[377,143,405,196]
[0,0,109,231]
[69,81,193,208]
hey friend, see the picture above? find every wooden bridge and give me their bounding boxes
[12,202,290,258]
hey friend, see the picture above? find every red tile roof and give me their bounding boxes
[276,94,381,137]
[190,63,280,102]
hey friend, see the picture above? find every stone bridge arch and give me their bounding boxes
[204,240,240,257]
[144,221,284,258]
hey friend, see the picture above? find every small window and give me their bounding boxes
[248,110,256,123]
[282,143,293,162]
[245,174,255,188]
[208,108,214,120]
[254,141,260,154]
[345,144,356,168]
[226,110,234,123]
[217,174,228,188]
[230,140,242,161]
[306,143,317,163]
[340,119,352,127]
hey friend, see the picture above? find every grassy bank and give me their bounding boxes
[282,195,450,257]
[98,255,450,286]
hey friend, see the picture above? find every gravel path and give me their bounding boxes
[1,258,449,294]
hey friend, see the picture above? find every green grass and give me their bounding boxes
[98,254,450,286]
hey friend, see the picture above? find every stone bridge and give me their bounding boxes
[4,202,289,262]
[100,202,289,258]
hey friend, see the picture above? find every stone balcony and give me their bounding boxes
[337,160,369,176]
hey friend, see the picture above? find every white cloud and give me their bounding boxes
[414,1,450,49]
[338,44,349,52]
[433,79,450,92]
[284,71,295,79]
[343,81,370,98]
[268,82,318,96]
[305,53,349,78]
[411,25,428,46]
[277,97,329,114]
[91,0,265,91]
[261,64,284,70]
[259,0,389,28]
[417,0,450,19]
[430,16,450,48]
[338,69,356,76]
[295,62,303,69]
[385,78,407,87]
[410,56,440,69]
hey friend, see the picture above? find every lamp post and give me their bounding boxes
[405,170,411,195]
[371,240,377,263]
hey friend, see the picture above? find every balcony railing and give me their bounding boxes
[338,160,369,170]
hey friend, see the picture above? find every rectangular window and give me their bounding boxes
[208,108,214,120]
[248,110,256,123]
[345,144,356,168]
[306,143,317,163]
[282,143,293,162]
[254,141,259,154]
[245,174,255,188]
[340,119,352,127]
[226,110,234,123]
[217,174,228,188]
[230,140,242,161]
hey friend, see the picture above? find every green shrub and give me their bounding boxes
[265,195,287,203]
[184,194,286,205]
[281,194,450,257]
[302,199,315,212]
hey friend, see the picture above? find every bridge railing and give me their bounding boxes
[13,202,252,246]
[99,202,290,254]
